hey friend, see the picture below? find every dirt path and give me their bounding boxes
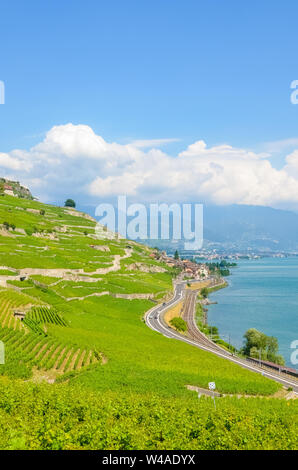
[77,350,86,369]
[60,291,110,302]
[53,347,67,369]
[0,249,132,287]
[186,384,297,400]
[67,349,80,372]
[16,248,132,279]
[57,290,155,302]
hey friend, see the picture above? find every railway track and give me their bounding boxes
[145,280,298,393]
[181,288,298,381]
[182,289,233,353]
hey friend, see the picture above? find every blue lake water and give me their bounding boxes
[207,258,298,368]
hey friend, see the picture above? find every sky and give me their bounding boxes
[1,0,298,213]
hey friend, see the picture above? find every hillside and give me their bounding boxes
[0,194,297,450]
[0,178,33,200]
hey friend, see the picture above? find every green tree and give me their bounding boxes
[174,250,179,260]
[219,268,230,276]
[243,328,266,355]
[266,336,279,362]
[170,317,187,332]
[243,328,284,365]
[64,199,76,208]
[219,259,227,267]
[201,287,208,298]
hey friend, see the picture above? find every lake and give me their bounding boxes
[207,257,298,368]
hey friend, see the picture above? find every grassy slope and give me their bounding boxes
[0,194,297,450]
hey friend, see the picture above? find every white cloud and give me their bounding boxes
[0,152,26,170]
[262,137,298,154]
[2,123,298,210]
[129,138,180,148]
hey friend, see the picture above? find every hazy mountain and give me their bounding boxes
[82,202,298,253]
[202,205,298,252]
[143,204,298,253]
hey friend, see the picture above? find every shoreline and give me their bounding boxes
[195,278,237,353]
[205,261,297,370]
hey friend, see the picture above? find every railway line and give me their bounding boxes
[182,289,227,352]
[145,280,298,393]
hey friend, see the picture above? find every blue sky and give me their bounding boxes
[1,0,298,210]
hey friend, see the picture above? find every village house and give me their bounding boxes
[153,250,209,279]
[3,183,15,197]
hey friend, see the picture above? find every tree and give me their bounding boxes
[201,287,208,299]
[242,328,284,365]
[174,250,179,260]
[64,199,76,208]
[267,336,279,362]
[219,268,230,276]
[243,328,267,356]
[170,317,187,332]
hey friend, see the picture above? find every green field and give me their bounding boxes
[0,194,297,450]
[0,377,296,450]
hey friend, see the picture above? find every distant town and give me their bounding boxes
[164,247,298,261]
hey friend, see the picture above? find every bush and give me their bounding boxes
[201,287,208,298]
[170,317,187,332]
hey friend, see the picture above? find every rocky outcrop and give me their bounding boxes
[64,209,96,222]
[112,293,154,300]
[0,178,33,199]
[126,262,166,273]
[32,232,59,241]
[89,245,110,252]
[26,208,40,215]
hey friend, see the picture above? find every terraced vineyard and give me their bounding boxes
[0,327,100,379]
[0,289,39,331]
[25,306,68,327]
[0,193,296,450]
[0,287,96,379]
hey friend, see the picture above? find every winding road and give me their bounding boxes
[145,279,298,394]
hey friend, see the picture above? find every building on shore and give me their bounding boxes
[153,250,209,279]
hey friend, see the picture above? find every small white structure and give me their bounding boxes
[4,189,15,196]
